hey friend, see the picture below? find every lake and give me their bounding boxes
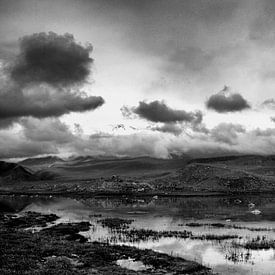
[1,194,275,275]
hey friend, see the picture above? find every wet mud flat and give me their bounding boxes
[0,212,212,275]
[98,217,275,251]
[97,218,241,243]
[2,194,275,274]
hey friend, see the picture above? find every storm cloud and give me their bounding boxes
[0,84,104,127]
[206,86,250,113]
[9,32,93,87]
[0,32,104,128]
[123,100,203,124]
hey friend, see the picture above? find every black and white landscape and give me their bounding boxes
[1,1,275,274]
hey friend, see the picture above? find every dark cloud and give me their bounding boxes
[124,100,203,124]
[206,86,250,113]
[0,32,104,127]
[0,84,104,123]
[271,117,275,123]
[0,118,18,129]
[9,32,93,87]
[210,123,246,145]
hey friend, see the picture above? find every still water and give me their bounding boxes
[1,194,275,275]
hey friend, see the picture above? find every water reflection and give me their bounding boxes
[1,194,275,274]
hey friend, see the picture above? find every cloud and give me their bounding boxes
[150,123,183,136]
[88,132,171,158]
[120,105,136,119]
[0,40,18,60]
[0,32,104,127]
[210,123,246,145]
[74,123,84,136]
[89,132,113,139]
[271,117,275,123]
[123,100,203,124]
[122,100,207,137]
[9,32,93,87]
[0,118,19,129]
[262,98,275,109]
[206,86,251,113]
[0,118,79,158]
[252,127,275,137]
[0,117,80,158]
[20,117,75,144]
[164,46,215,75]
[0,129,58,159]
[2,116,275,160]
[0,85,104,121]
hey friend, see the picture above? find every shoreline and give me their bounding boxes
[1,189,275,198]
[0,211,213,274]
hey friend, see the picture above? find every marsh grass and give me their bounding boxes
[0,212,213,275]
[239,236,275,250]
[185,222,274,232]
[97,218,134,230]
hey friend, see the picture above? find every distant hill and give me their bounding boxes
[0,160,60,181]
[188,155,275,166]
[150,155,275,193]
[11,154,275,193]
[0,161,36,181]
[2,154,275,194]
[19,155,188,179]
[176,162,274,192]
[67,155,122,162]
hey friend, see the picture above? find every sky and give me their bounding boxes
[1,0,275,159]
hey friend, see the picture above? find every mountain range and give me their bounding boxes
[0,154,275,194]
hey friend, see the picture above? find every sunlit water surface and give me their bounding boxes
[1,194,275,275]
